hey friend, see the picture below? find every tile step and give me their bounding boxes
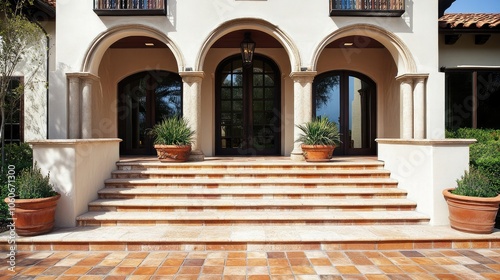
[89,198,416,210]
[104,177,398,188]
[97,187,407,199]
[77,210,429,224]
[4,225,500,252]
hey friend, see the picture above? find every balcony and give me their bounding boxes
[330,0,405,17]
[94,0,167,16]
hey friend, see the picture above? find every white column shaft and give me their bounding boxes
[81,79,93,139]
[180,71,205,161]
[400,79,413,139]
[68,77,80,139]
[413,78,426,139]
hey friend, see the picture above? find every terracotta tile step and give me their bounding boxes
[76,210,430,226]
[97,187,408,199]
[86,198,417,212]
[115,161,385,171]
[110,169,391,179]
[104,177,399,189]
[3,225,500,251]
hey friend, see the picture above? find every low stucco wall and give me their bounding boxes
[377,138,476,225]
[30,139,121,227]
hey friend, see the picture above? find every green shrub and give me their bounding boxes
[452,167,497,198]
[149,116,195,146]
[16,162,58,199]
[296,117,342,146]
[447,128,500,196]
[1,143,34,222]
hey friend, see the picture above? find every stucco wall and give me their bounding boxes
[440,34,500,68]
[49,0,443,142]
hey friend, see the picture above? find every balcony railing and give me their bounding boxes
[94,0,167,16]
[330,0,405,17]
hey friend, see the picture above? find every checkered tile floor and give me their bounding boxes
[2,249,500,279]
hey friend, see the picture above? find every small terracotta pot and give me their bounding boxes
[301,145,335,162]
[443,188,500,234]
[4,194,60,236]
[154,145,192,162]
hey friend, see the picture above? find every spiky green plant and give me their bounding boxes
[16,162,58,199]
[149,116,195,146]
[295,117,341,146]
[452,167,498,198]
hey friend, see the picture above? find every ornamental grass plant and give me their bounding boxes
[149,116,195,146]
[296,117,341,146]
[452,167,498,198]
[16,162,58,199]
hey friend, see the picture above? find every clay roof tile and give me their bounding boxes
[439,13,500,30]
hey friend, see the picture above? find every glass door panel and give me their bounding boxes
[216,55,281,156]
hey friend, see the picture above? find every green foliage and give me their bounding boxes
[1,143,33,222]
[447,128,500,197]
[452,167,498,198]
[149,116,195,146]
[296,117,342,146]
[16,162,58,199]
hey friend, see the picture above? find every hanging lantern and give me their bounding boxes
[240,32,256,68]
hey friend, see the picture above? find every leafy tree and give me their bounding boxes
[0,0,46,167]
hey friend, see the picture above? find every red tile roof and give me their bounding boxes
[439,13,500,30]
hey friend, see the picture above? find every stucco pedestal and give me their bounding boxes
[30,139,121,227]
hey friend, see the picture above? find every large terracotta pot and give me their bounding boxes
[4,194,60,236]
[301,145,335,162]
[154,145,191,162]
[443,188,500,234]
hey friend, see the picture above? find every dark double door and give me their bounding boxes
[215,55,281,156]
[118,71,182,155]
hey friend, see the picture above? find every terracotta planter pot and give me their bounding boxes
[301,145,335,162]
[443,188,500,234]
[154,145,191,162]
[4,194,60,236]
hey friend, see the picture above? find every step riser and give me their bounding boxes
[111,174,390,179]
[78,220,428,226]
[116,165,385,172]
[88,206,417,212]
[104,183,399,188]
[98,194,407,199]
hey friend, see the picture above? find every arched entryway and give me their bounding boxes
[313,71,376,155]
[118,70,183,155]
[215,54,281,156]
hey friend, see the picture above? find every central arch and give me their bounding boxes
[196,18,301,72]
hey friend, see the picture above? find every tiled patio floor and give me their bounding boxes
[2,249,500,279]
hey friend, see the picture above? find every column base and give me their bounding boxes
[290,147,305,161]
[189,150,205,162]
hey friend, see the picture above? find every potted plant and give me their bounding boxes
[149,116,195,162]
[4,163,60,236]
[443,167,500,234]
[296,117,342,162]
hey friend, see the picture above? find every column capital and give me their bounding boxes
[66,72,100,82]
[179,71,205,84]
[396,73,429,82]
[290,71,317,84]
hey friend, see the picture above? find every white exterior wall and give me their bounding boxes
[48,0,444,142]
[440,34,500,68]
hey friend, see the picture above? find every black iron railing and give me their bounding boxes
[330,0,405,17]
[94,0,167,16]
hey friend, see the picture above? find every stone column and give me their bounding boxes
[180,71,205,161]
[413,76,427,139]
[397,76,414,139]
[289,71,317,161]
[67,74,81,139]
[81,74,99,139]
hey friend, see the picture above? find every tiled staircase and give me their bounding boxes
[76,158,430,227]
[7,157,500,252]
